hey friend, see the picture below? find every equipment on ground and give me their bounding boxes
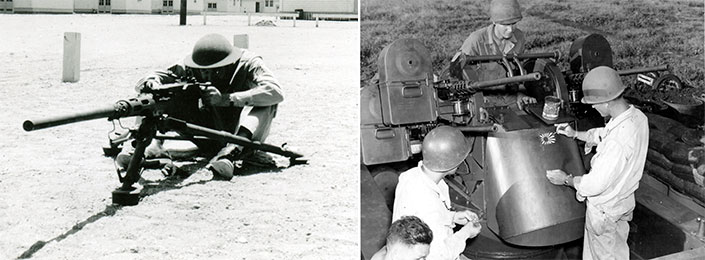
[24,80,306,206]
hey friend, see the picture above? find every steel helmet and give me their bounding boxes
[581,66,626,104]
[490,0,522,25]
[422,126,471,172]
[184,34,243,69]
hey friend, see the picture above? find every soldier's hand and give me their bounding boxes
[202,86,230,106]
[135,79,161,93]
[460,218,482,239]
[546,169,568,185]
[555,123,577,138]
[516,93,537,110]
[453,210,479,225]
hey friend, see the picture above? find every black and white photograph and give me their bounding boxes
[361,0,705,259]
[1,0,358,259]
[2,0,705,259]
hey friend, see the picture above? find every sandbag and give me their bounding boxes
[649,129,678,152]
[645,112,683,133]
[646,161,684,188]
[662,141,692,165]
[647,148,673,171]
[645,161,705,207]
[667,124,694,141]
[671,163,695,183]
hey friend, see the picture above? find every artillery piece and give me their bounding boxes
[361,38,590,259]
[361,34,694,259]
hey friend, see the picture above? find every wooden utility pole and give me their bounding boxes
[180,0,187,25]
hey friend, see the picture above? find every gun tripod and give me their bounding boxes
[112,115,307,205]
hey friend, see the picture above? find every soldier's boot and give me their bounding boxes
[243,150,277,168]
[206,143,247,180]
[115,139,170,171]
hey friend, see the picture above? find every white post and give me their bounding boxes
[315,16,319,27]
[203,0,207,25]
[233,34,249,49]
[62,32,80,83]
[293,16,296,27]
[248,13,251,26]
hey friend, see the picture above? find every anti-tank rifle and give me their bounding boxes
[23,81,306,206]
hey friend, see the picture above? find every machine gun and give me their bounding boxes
[24,81,306,206]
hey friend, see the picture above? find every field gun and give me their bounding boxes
[361,38,590,259]
[362,39,545,166]
[24,81,306,206]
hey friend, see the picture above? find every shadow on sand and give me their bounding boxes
[17,157,283,259]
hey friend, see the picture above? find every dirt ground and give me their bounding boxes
[0,14,359,259]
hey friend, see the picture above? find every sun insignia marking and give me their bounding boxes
[540,132,557,145]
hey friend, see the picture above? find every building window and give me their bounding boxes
[208,3,217,9]
[265,0,274,7]
[164,0,173,7]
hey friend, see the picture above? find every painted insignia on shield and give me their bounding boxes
[540,132,557,145]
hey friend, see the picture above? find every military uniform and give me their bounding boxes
[136,49,283,154]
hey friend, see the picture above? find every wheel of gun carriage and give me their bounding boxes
[370,166,399,211]
[522,58,569,102]
[653,73,684,93]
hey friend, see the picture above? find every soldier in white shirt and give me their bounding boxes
[393,126,482,260]
[546,66,649,260]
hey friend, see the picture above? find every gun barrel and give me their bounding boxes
[23,104,119,131]
[468,72,542,90]
[456,124,499,133]
[465,51,560,63]
[617,65,669,76]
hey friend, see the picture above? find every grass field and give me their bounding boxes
[360,0,704,88]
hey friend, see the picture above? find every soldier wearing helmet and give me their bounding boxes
[546,66,649,259]
[454,0,536,112]
[118,33,283,179]
[460,0,525,56]
[392,126,482,260]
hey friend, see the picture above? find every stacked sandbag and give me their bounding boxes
[644,112,705,204]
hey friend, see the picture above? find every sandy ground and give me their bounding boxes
[0,14,359,259]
